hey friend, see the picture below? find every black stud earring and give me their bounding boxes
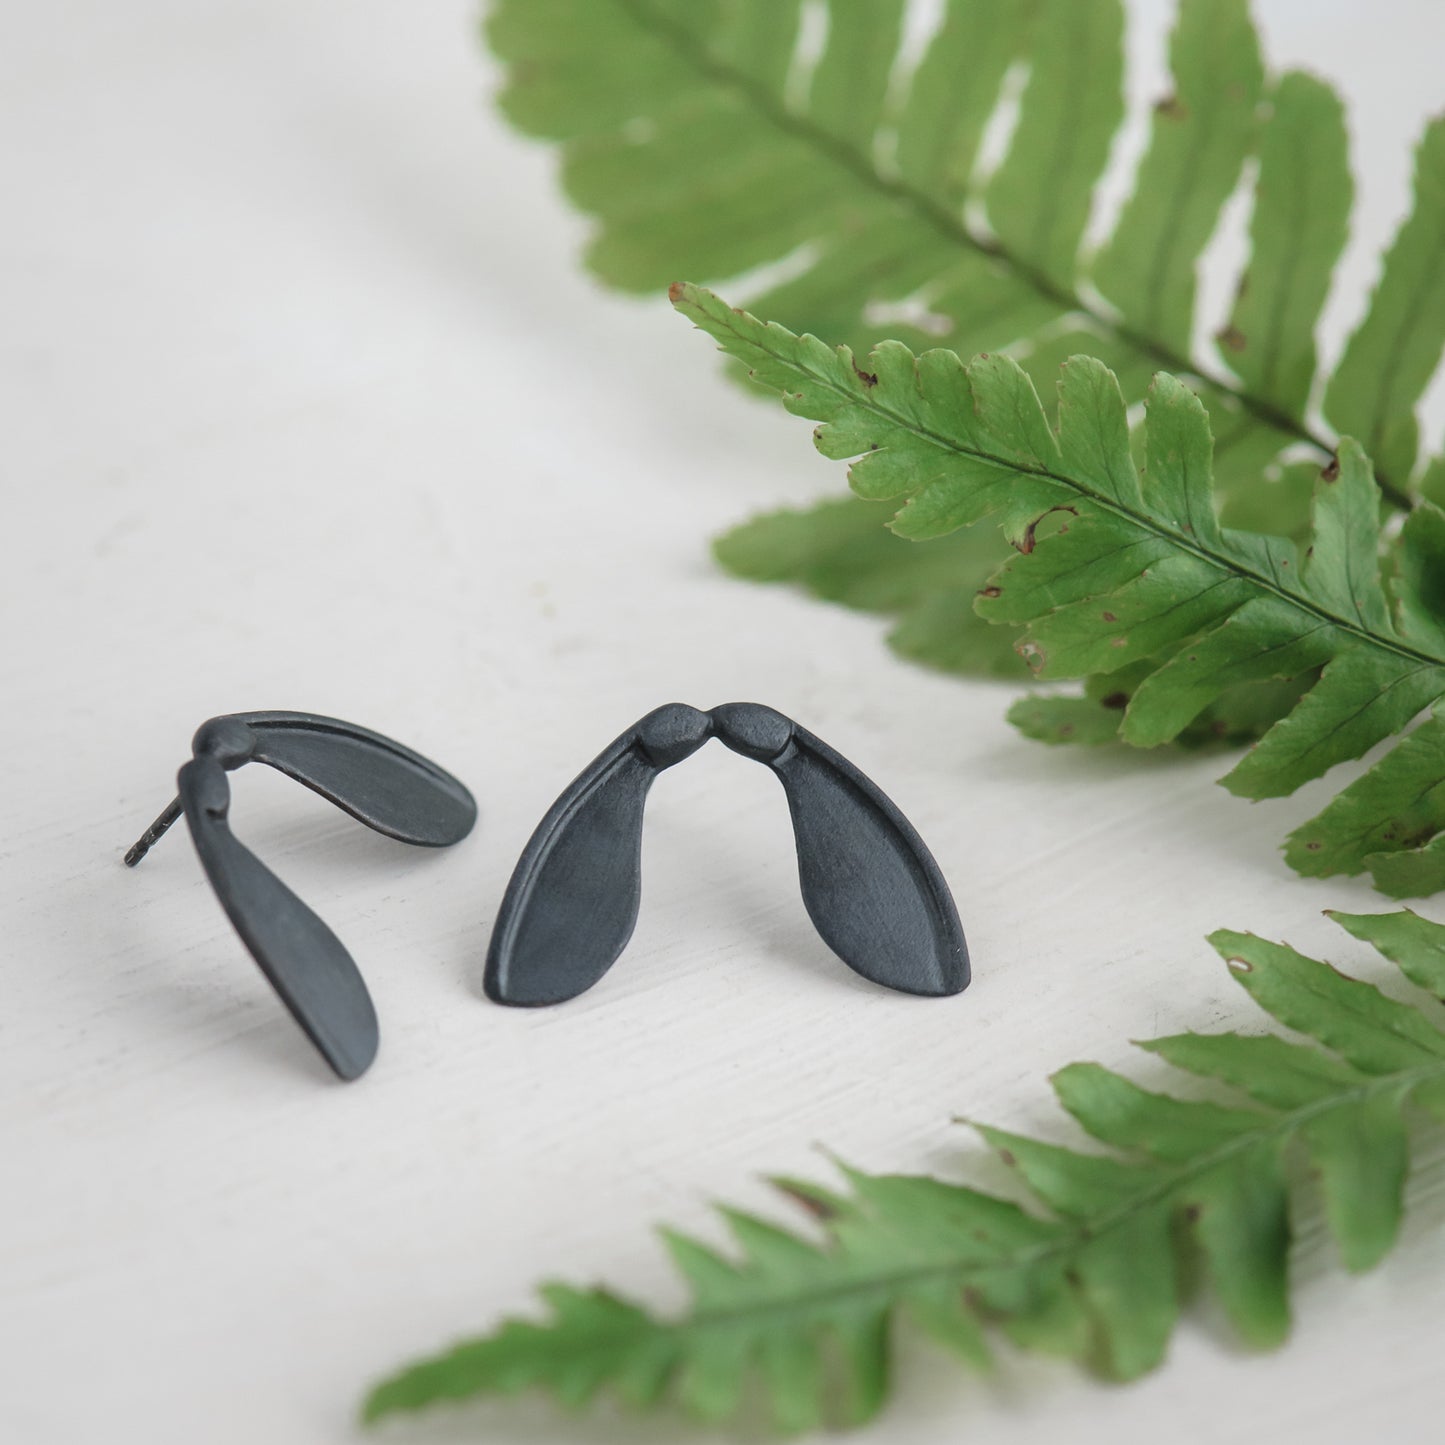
[484,702,968,1006]
[125,711,477,1080]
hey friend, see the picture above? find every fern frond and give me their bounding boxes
[364,910,1445,1433]
[673,284,1445,892]
[492,1,1332,481]
[489,0,1445,682]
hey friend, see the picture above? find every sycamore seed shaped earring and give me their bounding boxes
[124,711,477,1081]
[484,702,968,1006]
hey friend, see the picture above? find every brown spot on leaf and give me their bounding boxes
[854,365,878,388]
[979,585,1002,598]
[775,1183,839,1222]
[1306,840,1322,851]
[1017,504,1078,556]
[1101,692,1129,710]
[1101,611,1117,623]
[1321,455,1341,482]
[1217,324,1247,353]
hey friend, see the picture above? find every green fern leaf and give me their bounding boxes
[981,0,1126,297]
[1008,664,1314,750]
[488,0,1445,691]
[1089,0,1263,358]
[364,911,1445,1432]
[1220,71,1351,418]
[1323,116,1445,491]
[671,284,1445,890]
[488,0,1368,482]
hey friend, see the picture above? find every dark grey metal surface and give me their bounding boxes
[125,712,477,1080]
[485,703,969,1006]
[483,704,711,1006]
[242,712,477,847]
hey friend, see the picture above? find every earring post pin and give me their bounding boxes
[124,796,183,867]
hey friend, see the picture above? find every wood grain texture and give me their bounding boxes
[1,3,1443,1442]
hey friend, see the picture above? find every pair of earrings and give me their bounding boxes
[127,706,969,1081]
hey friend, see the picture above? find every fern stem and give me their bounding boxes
[618,0,1416,514]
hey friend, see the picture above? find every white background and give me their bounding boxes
[4,3,1444,1442]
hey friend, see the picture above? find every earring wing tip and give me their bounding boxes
[484,955,590,1007]
[316,1017,380,1082]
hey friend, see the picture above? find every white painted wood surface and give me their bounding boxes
[4,4,1444,1442]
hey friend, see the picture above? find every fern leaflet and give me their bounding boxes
[674,284,1445,894]
[364,909,1445,1433]
[488,0,1445,682]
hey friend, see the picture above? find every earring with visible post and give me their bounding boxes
[125,711,477,1080]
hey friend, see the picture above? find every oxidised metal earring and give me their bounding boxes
[125,711,477,1080]
[484,702,968,1006]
